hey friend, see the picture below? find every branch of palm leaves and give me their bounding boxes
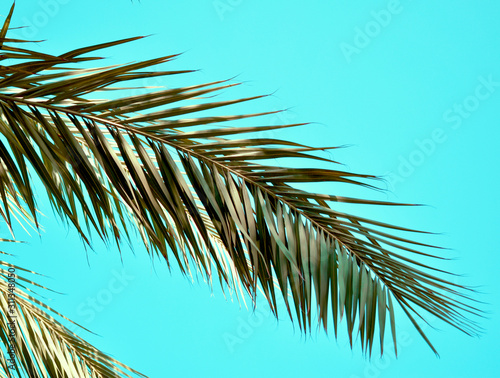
[0,245,145,377]
[0,3,482,357]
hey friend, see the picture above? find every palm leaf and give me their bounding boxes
[0,3,481,365]
[0,241,145,377]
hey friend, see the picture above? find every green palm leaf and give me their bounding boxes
[0,243,145,377]
[0,3,481,374]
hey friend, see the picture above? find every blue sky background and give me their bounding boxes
[2,1,500,377]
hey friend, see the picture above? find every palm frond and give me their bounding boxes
[0,243,145,377]
[0,3,482,360]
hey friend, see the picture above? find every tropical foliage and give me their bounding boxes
[0,3,481,377]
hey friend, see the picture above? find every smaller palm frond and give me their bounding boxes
[0,244,145,377]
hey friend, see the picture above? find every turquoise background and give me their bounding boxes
[2,1,500,377]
